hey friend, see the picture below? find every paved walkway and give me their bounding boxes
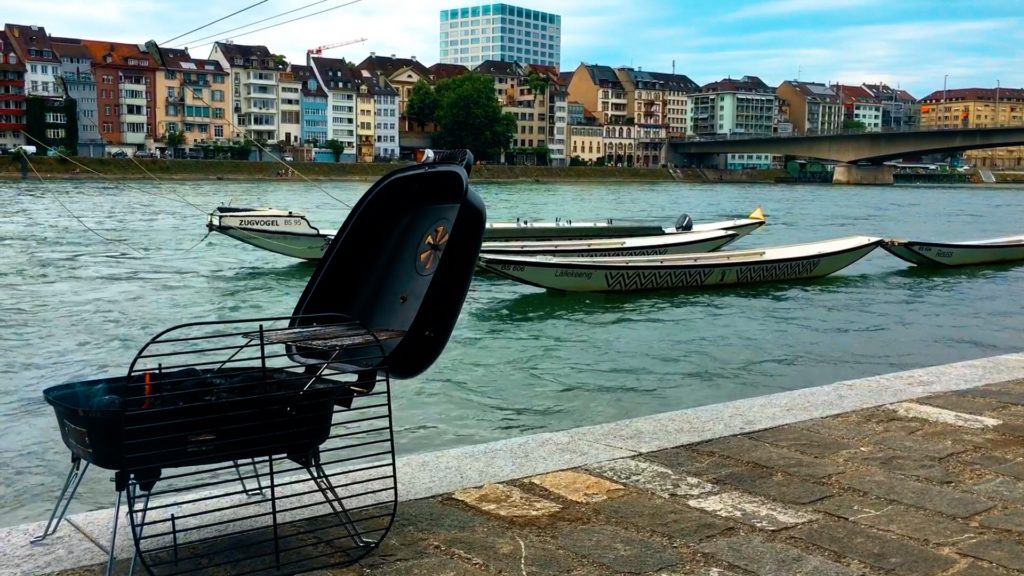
[332,378,1024,576]
[20,355,1024,575]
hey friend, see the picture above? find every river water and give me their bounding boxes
[1,175,1023,527]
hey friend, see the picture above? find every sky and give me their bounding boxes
[6,0,1024,99]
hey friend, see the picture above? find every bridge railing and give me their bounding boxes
[674,124,1017,142]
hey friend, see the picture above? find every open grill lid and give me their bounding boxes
[289,153,485,379]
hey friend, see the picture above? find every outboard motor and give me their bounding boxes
[675,213,694,232]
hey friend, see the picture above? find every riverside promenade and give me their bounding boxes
[8,352,1024,576]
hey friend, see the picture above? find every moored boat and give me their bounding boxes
[882,235,1024,267]
[477,236,883,292]
[478,229,740,258]
[207,206,766,261]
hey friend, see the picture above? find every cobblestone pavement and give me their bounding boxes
[50,379,1024,576]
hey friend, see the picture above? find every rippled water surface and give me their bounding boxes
[1,176,1023,526]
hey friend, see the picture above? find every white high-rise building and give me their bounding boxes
[439,3,561,69]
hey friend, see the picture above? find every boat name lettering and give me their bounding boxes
[604,268,714,290]
[734,259,821,282]
[936,250,953,258]
[499,264,527,272]
[554,269,594,280]
[237,219,280,227]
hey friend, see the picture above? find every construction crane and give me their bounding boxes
[306,37,368,57]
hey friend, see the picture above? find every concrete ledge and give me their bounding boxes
[4,352,1023,576]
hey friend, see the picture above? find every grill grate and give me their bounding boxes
[39,314,397,575]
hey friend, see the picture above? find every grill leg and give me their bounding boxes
[305,462,376,548]
[127,482,150,576]
[233,458,265,497]
[32,457,89,543]
[105,490,122,576]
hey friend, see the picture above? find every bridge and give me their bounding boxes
[667,127,1024,184]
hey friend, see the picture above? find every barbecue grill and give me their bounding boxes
[35,151,486,575]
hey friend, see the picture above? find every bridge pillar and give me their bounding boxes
[832,163,895,185]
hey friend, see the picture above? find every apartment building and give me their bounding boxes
[357,54,431,135]
[151,46,229,153]
[439,3,561,69]
[355,72,376,162]
[210,42,280,143]
[918,87,1024,169]
[51,39,102,154]
[362,72,398,160]
[290,64,328,147]
[534,64,568,166]
[81,40,157,150]
[647,71,699,137]
[310,56,357,159]
[776,80,842,135]
[688,76,775,137]
[568,63,627,125]
[0,30,26,150]
[5,24,60,97]
[832,84,882,132]
[862,83,916,129]
[568,124,602,164]
[278,69,301,146]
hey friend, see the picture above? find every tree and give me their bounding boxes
[433,72,517,161]
[325,139,346,162]
[271,54,289,70]
[843,119,867,133]
[406,79,439,131]
[525,70,549,105]
[165,130,186,157]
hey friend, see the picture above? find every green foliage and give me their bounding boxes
[324,139,346,162]
[569,155,587,167]
[230,140,253,161]
[165,131,186,149]
[843,119,867,132]
[525,70,549,102]
[406,80,439,131]
[433,72,517,161]
[271,54,289,69]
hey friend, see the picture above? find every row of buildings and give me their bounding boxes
[2,20,1023,169]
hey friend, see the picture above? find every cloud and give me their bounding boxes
[723,0,880,20]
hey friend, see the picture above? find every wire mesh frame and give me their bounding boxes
[98,313,396,575]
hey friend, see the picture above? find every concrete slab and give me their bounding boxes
[0,520,108,576]
[700,535,860,576]
[527,470,625,503]
[686,491,818,530]
[593,493,732,543]
[958,536,1024,572]
[450,484,561,519]
[884,402,1003,429]
[586,457,716,498]
[835,469,994,518]
[793,521,958,575]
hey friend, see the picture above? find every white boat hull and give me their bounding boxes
[207,207,765,261]
[477,236,882,292]
[207,209,333,261]
[479,229,739,258]
[882,236,1024,267]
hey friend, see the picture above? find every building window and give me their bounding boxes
[215,125,223,138]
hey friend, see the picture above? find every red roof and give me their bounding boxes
[80,39,156,68]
